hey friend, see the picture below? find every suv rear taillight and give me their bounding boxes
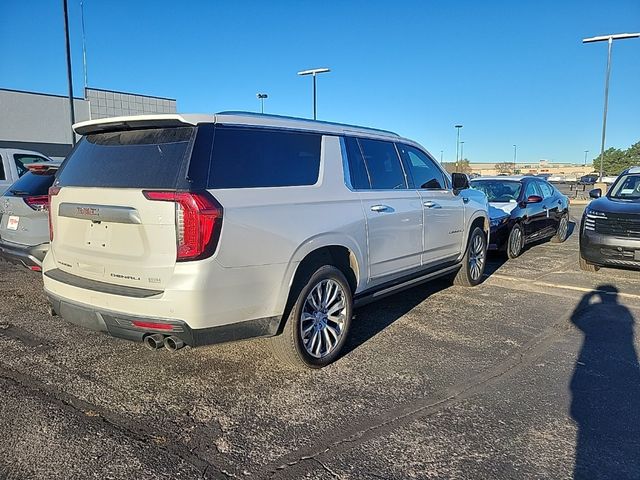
[24,195,49,211]
[48,186,61,241]
[143,191,223,261]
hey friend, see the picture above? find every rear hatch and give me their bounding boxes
[0,164,59,246]
[49,124,221,292]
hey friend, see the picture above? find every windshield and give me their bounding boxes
[608,173,640,200]
[471,180,522,203]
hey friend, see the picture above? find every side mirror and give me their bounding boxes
[526,195,543,204]
[452,173,469,191]
[589,188,602,199]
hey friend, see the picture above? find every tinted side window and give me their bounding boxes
[537,181,554,198]
[208,127,321,188]
[358,138,406,190]
[344,137,370,189]
[0,155,5,180]
[523,181,539,198]
[397,144,446,189]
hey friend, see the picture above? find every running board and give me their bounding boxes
[354,263,461,308]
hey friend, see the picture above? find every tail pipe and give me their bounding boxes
[144,333,165,351]
[164,336,185,352]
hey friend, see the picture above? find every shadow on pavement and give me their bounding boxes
[570,285,640,479]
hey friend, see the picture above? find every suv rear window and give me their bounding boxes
[56,127,195,189]
[208,127,321,189]
[3,170,57,197]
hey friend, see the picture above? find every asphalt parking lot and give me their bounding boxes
[1,205,639,480]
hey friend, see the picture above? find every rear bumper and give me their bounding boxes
[46,291,281,347]
[580,228,640,269]
[0,239,48,268]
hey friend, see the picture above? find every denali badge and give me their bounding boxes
[110,273,141,281]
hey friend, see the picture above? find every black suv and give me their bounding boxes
[580,167,640,271]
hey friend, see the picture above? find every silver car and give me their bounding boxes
[0,162,60,271]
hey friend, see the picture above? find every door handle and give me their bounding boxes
[423,201,441,209]
[462,197,469,204]
[370,205,391,212]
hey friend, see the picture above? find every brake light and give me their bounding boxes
[143,190,223,261]
[23,195,49,211]
[131,320,175,331]
[48,186,61,241]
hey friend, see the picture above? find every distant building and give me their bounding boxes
[469,161,594,178]
[0,87,177,160]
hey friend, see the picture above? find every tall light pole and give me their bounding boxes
[440,150,444,163]
[80,0,88,90]
[256,93,268,114]
[62,0,76,146]
[460,141,465,164]
[584,149,589,166]
[513,144,517,173]
[583,32,640,179]
[454,124,463,169]
[297,68,330,120]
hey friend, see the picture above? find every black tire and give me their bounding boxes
[270,265,353,369]
[506,223,524,259]
[453,227,487,287]
[579,252,599,272]
[551,212,569,243]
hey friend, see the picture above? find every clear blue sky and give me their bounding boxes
[1,0,639,165]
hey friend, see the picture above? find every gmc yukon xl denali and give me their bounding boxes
[43,113,489,368]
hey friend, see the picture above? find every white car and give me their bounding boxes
[43,113,490,368]
[0,148,53,195]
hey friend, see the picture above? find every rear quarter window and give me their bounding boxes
[207,127,321,189]
[3,171,57,196]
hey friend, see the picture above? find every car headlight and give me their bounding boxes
[584,208,606,231]
[585,208,607,218]
[490,216,509,227]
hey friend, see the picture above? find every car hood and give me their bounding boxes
[589,196,640,214]
[489,202,517,218]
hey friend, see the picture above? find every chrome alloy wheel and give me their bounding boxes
[469,232,486,281]
[509,227,523,257]
[300,279,347,359]
[557,215,568,240]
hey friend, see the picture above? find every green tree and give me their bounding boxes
[592,142,640,175]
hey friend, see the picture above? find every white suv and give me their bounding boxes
[43,113,489,368]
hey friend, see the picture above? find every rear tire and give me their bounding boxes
[579,252,600,272]
[551,212,569,243]
[506,224,524,259]
[453,227,487,287]
[270,265,352,369]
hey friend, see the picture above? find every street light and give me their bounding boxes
[460,141,465,163]
[440,150,444,163]
[454,124,463,168]
[62,0,76,146]
[513,144,517,172]
[256,93,268,114]
[297,68,330,120]
[584,150,589,166]
[583,32,640,179]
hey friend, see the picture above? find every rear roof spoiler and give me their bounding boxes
[73,114,214,136]
[25,162,61,173]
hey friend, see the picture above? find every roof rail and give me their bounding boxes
[216,111,400,137]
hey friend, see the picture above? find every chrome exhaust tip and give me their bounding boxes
[163,336,185,352]
[144,333,165,351]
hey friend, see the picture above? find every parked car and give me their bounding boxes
[547,174,566,183]
[536,173,551,181]
[43,112,490,368]
[580,166,640,271]
[599,175,619,184]
[470,176,570,259]
[0,148,52,195]
[578,174,598,185]
[0,162,61,270]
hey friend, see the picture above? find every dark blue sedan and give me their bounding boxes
[470,176,570,258]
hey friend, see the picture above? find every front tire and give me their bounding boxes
[579,252,600,272]
[506,223,524,259]
[551,212,569,243]
[453,227,487,287]
[270,265,353,369]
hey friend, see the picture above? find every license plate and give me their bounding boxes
[6,215,19,231]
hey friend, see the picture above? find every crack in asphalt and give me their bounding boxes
[0,365,231,480]
[262,318,571,479]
